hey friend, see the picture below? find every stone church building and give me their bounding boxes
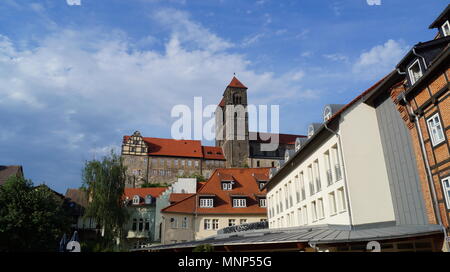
[122,76,305,187]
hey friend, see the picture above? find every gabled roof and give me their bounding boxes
[249,132,306,145]
[162,168,269,215]
[202,146,226,160]
[123,136,203,158]
[228,76,247,89]
[0,165,23,186]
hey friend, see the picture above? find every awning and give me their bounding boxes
[144,223,443,251]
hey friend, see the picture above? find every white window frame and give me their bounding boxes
[408,59,423,85]
[212,219,219,230]
[441,177,450,209]
[204,219,211,230]
[181,217,188,229]
[222,182,232,190]
[132,195,140,205]
[324,106,332,122]
[170,217,177,229]
[240,219,247,225]
[442,20,450,37]
[259,198,267,207]
[228,219,236,226]
[427,113,445,146]
[199,198,214,208]
[233,198,247,208]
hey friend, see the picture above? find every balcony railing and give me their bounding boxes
[218,221,269,234]
[335,164,342,181]
[326,169,333,186]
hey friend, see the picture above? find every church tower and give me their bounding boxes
[215,76,250,167]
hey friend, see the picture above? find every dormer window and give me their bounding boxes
[132,195,140,205]
[408,59,423,85]
[145,195,153,205]
[199,198,214,208]
[259,197,267,207]
[222,182,233,190]
[259,181,267,190]
[232,197,247,208]
[442,20,450,37]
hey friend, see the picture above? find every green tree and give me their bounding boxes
[192,244,214,252]
[177,173,207,182]
[0,176,71,252]
[81,151,129,250]
[141,182,169,188]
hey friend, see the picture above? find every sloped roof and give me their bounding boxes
[228,76,247,89]
[249,132,306,145]
[169,193,195,204]
[65,188,89,207]
[162,168,269,215]
[202,146,226,160]
[0,165,23,186]
[124,187,167,205]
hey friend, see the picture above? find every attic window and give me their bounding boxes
[222,182,232,190]
[207,151,213,154]
[199,198,214,208]
[259,181,267,190]
[132,195,140,205]
[442,20,450,37]
[145,195,153,205]
[408,59,423,85]
[232,198,247,208]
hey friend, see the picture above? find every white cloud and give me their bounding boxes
[323,53,349,63]
[241,33,265,47]
[353,39,409,79]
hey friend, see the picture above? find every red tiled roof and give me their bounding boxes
[124,187,167,205]
[162,168,269,215]
[228,76,247,89]
[0,165,23,186]
[218,98,225,107]
[123,136,203,158]
[249,132,306,145]
[169,193,194,204]
[202,146,225,160]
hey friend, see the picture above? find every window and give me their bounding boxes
[228,219,236,226]
[284,184,289,209]
[259,198,267,207]
[174,160,178,167]
[145,219,150,231]
[307,125,314,138]
[324,151,333,186]
[337,187,346,212]
[204,219,211,230]
[132,195,140,205]
[300,172,306,200]
[138,219,143,231]
[313,160,321,192]
[408,59,423,85]
[427,113,445,146]
[222,182,232,190]
[329,192,337,215]
[287,213,291,227]
[145,195,152,205]
[257,160,260,167]
[170,218,177,229]
[297,208,302,225]
[182,217,188,229]
[441,177,450,209]
[199,198,214,208]
[332,145,342,181]
[302,205,308,225]
[195,161,199,167]
[288,181,293,207]
[212,219,219,230]
[317,198,325,219]
[308,165,314,196]
[132,218,137,231]
[442,20,450,37]
[311,201,317,222]
[233,198,247,207]
[240,219,247,225]
[259,181,266,190]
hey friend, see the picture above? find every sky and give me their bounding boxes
[0,0,448,193]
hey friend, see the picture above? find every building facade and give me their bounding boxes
[160,168,269,244]
[387,5,450,247]
[122,132,226,187]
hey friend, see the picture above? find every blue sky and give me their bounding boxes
[0,0,448,193]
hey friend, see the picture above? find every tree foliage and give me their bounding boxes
[192,244,214,252]
[81,151,128,248]
[0,176,71,252]
[141,182,169,188]
[177,172,207,182]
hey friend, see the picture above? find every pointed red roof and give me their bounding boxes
[228,76,247,89]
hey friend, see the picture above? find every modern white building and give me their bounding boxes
[267,76,408,230]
